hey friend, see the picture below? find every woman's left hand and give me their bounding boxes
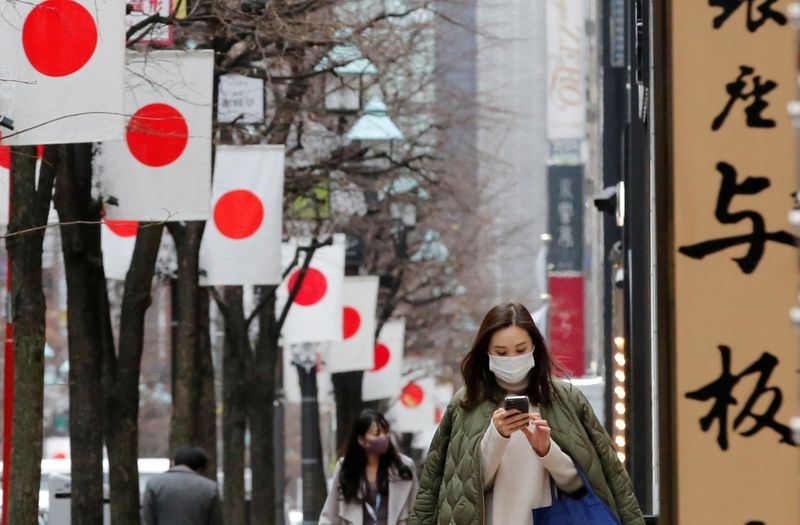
[521,413,551,457]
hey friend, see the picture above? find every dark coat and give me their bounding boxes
[141,465,224,525]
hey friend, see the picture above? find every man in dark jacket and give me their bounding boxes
[141,447,223,525]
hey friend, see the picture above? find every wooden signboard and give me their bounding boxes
[670,1,799,523]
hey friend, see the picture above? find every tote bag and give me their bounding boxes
[532,460,621,525]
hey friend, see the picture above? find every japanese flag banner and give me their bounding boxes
[277,235,346,344]
[386,376,437,433]
[362,319,405,401]
[325,276,379,373]
[0,0,126,145]
[97,50,213,222]
[199,145,284,285]
[101,219,138,280]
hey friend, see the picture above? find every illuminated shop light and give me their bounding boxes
[614,352,626,366]
[615,403,626,415]
[617,452,626,462]
[615,436,626,447]
[613,336,625,349]
[614,386,626,399]
[615,419,626,431]
[615,370,626,382]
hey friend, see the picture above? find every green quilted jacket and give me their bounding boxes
[409,381,645,525]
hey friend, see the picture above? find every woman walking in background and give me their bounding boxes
[320,409,419,525]
[410,303,643,525]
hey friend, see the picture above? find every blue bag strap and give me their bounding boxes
[570,458,598,497]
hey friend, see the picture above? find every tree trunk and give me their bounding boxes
[6,145,56,524]
[248,286,279,524]
[297,363,327,522]
[53,143,107,525]
[195,286,217,480]
[331,370,365,452]
[166,221,206,456]
[221,287,249,525]
[104,224,163,525]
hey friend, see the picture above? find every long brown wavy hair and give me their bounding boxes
[460,303,556,411]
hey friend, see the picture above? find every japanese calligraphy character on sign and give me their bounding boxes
[712,66,777,130]
[709,0,786,32]
[685,345,795,451]
[678,161,796,273]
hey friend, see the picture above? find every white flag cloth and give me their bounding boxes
[97,50,213,222]
[282,343,333,404]
[433,383,455,424]
[386,376,437,433]
[199,145,284,285]
[325,276,379,373]
[0,0,125,145]
[101,219,138,280]
[362,319,405,401]
[277,236,346,344]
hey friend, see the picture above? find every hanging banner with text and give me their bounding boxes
[547,274,584,377]
[670,2,799,523]
[546,0,586,141]
[547,164,584,272]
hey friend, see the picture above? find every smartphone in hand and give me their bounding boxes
[503,395,529,413]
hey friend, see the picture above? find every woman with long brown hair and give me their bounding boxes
[409,303,643,525]
[320,409,418,525]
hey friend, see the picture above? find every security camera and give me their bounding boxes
[593,185,617,215]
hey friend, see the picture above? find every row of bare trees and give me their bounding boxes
[2,1,484,524]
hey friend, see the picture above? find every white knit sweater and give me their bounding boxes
[480,380,582,525]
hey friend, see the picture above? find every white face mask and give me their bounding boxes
[488,352,535,384]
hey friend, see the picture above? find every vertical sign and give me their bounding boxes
[546,0,586,140]
[670,2,799,523]
[547,165,584,377]
[217,74,265,124]
[127,0,174,45]
[547,165,584,271]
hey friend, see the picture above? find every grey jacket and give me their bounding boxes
[141,465,224,525]
[319,454,419,525]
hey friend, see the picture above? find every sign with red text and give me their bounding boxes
[127,0,174,45]
[0,0,126,145]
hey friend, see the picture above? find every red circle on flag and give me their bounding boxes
[214,190,264,239]
[401,382,424,408]
[343,307,361,340]
[435,407,443,423]
[372,343,390,371]
[103,218,138,238]
[126,104,189,167]
[22,0,98,77]
[0,145,9,170]
[288,268,327,306]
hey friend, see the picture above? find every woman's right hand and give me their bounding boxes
[492,407,530,438]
